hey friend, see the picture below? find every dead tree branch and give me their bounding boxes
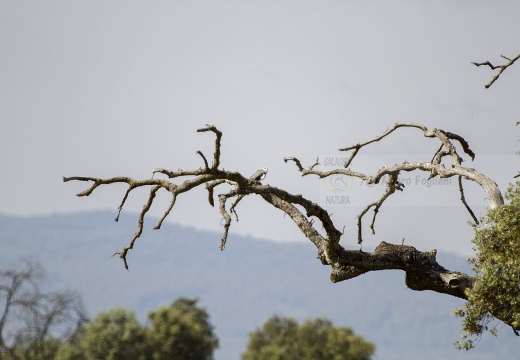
[286,123,502,244]
[356,173,404,244]
[64,124,516,332]
[64,126,341,269]
[472,53,520,89]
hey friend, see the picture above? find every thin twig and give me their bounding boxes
[154,194,177,230]
[458,176,479,225]
[230,194,245,221]
[197,124,222,169]
[357,173,403,243]
[113,185,161,270]
[196,150,209,170]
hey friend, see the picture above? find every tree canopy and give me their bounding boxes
[146,298,219,360]
[454,182,520,349]
[242,316,375,360]
[55,299,219,360]
[70,308,147,360]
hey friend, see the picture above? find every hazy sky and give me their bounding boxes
[1,1,519,255]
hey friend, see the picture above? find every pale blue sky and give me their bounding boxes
[1,1,519,255]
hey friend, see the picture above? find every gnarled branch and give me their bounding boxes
[64,126,341,269]
[64,124,516,332]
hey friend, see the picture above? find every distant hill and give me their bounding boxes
[0,211,517,359]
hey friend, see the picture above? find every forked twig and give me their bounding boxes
[472,53,520,89]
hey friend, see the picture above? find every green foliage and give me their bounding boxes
[76,308,147,360]
[454,182,520,349]
[8,338,63,360]
[242,316,375,360]
[54,341,84,360]
[146,298,219,360]
[23,298,219,360]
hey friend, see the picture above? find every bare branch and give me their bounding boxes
[356,173,404,243]
[344,146,359,168]
[283,157,304,172]
[205,180,226,207]
[458,176,479,225]
[115,185,135,222]
[113,185,161,270]
[154,193,177,230]
[287,124,502,244]
[284,156,321,172]
[65,126,249,268]
[259,192,326,250]
[339,123,430,151]
[283,157,370,181]
[472,53,520,89]
[431,143,444,164]
[197,124,222,169]
[444,131,476,161]
[230,194,245,221]
[196,150,209,170]
[218,191,235,250]
[309,157,320,170]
